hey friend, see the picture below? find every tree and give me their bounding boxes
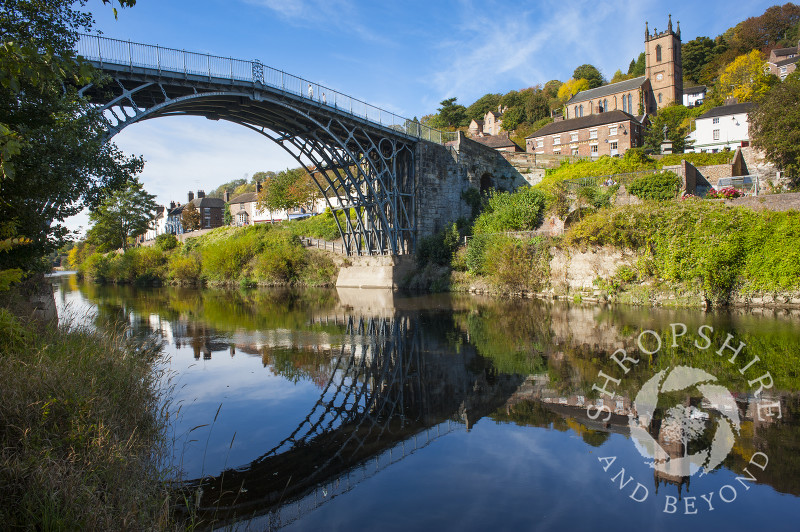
[430,97,468,129]
[0,0,143,272]
[713,50,774,103]
[631,52,646,77]
[466,93,502,120]
[644,104,695,153]
[500,107,525,131]
[542,80,562,99]
[750,73,800,184]
[728,3,800,54]
[182,202,201,232]
[258,167,320,213]
[223,204,232,225]
[524,90,550,123]
[557,78,590,102]
[682,37,717,85]
[573,64,604,89]
[86,179,157,251]
[610,69,629,83]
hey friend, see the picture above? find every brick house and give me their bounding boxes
[766,43,799,80]
[165,190,225,234]
[525,110,646,158]
[470,131,522,152]
[468,106,507,137]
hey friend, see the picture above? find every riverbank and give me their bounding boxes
[0,306,171,529]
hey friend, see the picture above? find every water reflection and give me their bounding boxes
[51,277,800,530]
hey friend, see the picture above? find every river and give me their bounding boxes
[51,274,800,531]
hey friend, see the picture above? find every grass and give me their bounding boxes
[0,308,172,530]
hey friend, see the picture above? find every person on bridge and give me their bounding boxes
[322,92,326,105]
[308,83,313,99]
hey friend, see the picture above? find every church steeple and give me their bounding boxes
[645,21,649,40]
[668,14,673,33]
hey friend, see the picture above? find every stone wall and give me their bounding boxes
[549,247,636,290]
[720,192,800,211]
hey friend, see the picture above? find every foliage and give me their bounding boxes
[429,97,468,129]
[535,151,657,192]
[573,64,604,89]
[223,203,232,225]
[86,179,158,252]
[258,167,320,213]
[626,171,681,201]
[557,78,590,103]
[706,186,743,199]
[683,36,717,85]
[465,234,550,291]
[657,151,733,167]
[500,106,525,131]
[728,3,800,52]
[181,202,201,232]
[644,103,697,153]
[251,231,308,283]
[417,223,460,267]
[466,93,502,121]
[575,183,618,209]
[283,209,342,241]
[461,187,482,219]
[472,187,547,235]
[167,253,201,283]
[0,0,144,272]
[628,52,646,77]
[565,202,800,305]
[154,233,178,251]
[712,50,774,103]
[750,73,800,183]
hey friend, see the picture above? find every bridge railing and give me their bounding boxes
[76,34,456,145]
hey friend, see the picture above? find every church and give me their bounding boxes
[565,16,683,119]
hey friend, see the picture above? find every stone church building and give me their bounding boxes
[564,16,683,119]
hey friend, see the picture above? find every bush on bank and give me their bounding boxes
[78,223,338,287]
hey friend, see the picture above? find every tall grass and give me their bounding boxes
[0,309,172,530]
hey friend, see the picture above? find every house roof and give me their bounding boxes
[697,102,754,120]
[193,196,224,208]
[470,119,485,127]
[486,110,503,119]
[470,132,519,149]
[771,46,798,58]
[229,191,258,205]
[527,110,640,138]
[684,85,706,95]
[566,76,647,105]
[773,55,800,67]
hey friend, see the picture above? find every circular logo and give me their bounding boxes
[629,366,741,477]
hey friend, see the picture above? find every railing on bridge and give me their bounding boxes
[76,34,457,145]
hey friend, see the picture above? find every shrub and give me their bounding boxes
[706,186,742,199]
[473,187,547,234]
[154,233,178,251]
[417,223,460,267]
[253,232,308,282]
[82,252,112,282]
[627,171,681,201]
[168,253,202,283]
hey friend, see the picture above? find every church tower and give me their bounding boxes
[645,15,683,111]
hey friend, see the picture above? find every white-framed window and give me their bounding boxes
[780,65,788,74]
[713,117,720,124]
[204,207,211,228]
[570,132,579,142]
[553,149,561,155]
[713,129,720,140]
[590,144,598,153]
[571,147,579,155]
[609,125,617,136]
[537,139,544,148]
[553,135,561,145]
[589,129,598,139]
[610,141,618,151]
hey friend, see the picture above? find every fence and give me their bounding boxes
[303,237,347,254]
[76,34,453,144]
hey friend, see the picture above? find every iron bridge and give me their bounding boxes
[76,35,456,255]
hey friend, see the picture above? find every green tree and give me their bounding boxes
[750,73,800,184]
[682,36,717,85]
[573,64,604,89]
[644,103,694,153]
[542,80,562,99]
[258,167,320,213]
[0,0,143,272]
[181,202,201,232]
[223,203,232,225]
[86,179,157,252]
[431,97,468,129]
[501,107,525,131]
[524,90,550,123]
[466,93,502,120]
[631,52,646,76]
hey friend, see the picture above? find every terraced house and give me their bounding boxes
[525,111,645,158]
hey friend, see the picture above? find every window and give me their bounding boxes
[553,149,561,155]
[780,66,788,74]
[656,44,662,62]
[537,139,544,148]
[589,129,598,139]
[590,144,598,153]
[553,135,561,145]
[610,141,618,151]
[571,147,579,155]
[574,106,578,118]
[713,129,720,140]
[570,132,579,142]
[204,207,211,228]
[609,125,617,136]
[603,99,608,112]
[712,117,720,124]
[579,105,584,117]
[658,93,663,104]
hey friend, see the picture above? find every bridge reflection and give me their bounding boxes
[177,313,523,528]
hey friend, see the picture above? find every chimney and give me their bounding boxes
[197,190,205,199]
[256,180,262,194]
[169,201,176,210]
[188,191,194,202]
[223,190,230,203]
[725,97,738,106]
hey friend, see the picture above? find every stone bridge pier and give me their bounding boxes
[337,132,529,288]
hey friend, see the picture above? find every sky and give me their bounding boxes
[66,0,779,234]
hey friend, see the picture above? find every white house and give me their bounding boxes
[687,102,753,153]
[682,85,706,107]
[142,206,168,241]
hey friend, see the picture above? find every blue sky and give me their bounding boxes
[67,0,778,234]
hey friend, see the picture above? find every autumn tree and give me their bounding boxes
[86,179,157,251]
[713,50,775,103]
[182,202,201,232]
[557,79,590,103]
[750,73,800,184]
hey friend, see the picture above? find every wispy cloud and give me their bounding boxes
[243,0,393,46]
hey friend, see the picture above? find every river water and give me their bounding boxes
[51,275,800,531]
